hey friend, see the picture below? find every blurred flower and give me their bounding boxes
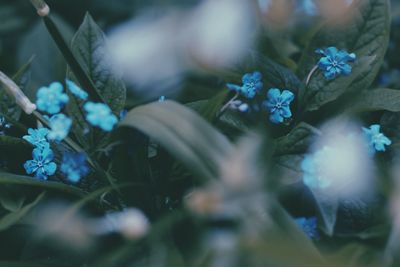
[0,116,11,136]
[47,114,72,141]
[362,124,392,153]
[99,208,150,239]
[84,102,118,132]
[65,79,88,101]
[294,216,319,239]
[24,144,57,180]
[229,100,249,113]
[301,146,333,189]
[60,152,89,183]
[108,0,256,95]
[316,47,356,80]
[23,127,49,148]
[297,0,318,16]
[226,72,263,99]
[36,82,69,114]
[158,96,166,102]
[263,88,294,124]
[305,119,374,197]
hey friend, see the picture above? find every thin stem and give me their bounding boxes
[218,92,239,117]
[306,65,319,86]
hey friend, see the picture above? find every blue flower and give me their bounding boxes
[159,96,166,102]
[362,124,391,153]
[295,217,319,239]
[301,147,332,189]
[119,109,128,120]
[65,79,88,101]
[47,114,72,141]
[23,128,50,148]
[36,82,69,114]
[84,102,118,132]
[229,100,249,113]
[263,88,294,124]
[226,71,263,98]
[316,47,356,80]
[24,144,57,180]
[60,152,89,183]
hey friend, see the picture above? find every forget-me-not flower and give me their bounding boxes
[47,114,72,142]
[24,144,57,180]
[362,124,391,153]
[263,88,294,124]
[23,128,50,148]
[36,82,69,114]
[84,102,118,132]
[301,146,333,189]
[316,47,356,80]
[226,71,263,98]
[65,79,88,101]
[295,217,319,239]
[60,152,89,183]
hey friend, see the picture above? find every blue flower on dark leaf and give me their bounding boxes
[65,79,89,101]
[226,71,263,99]
[60,152,89,183]
[263,88,294,124]
[36,82,69,114]
[47,114,72,142]
[84,102,118,132]
[295,217,319,239]
[316,47,356,80]
[23,128,50,148]
[24,144,57,180]
[362,124,391,153]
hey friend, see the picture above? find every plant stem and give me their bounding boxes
[305,65,319,86]
[218,92,239,117]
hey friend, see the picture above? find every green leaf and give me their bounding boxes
[297,0,390,110]
[302,56,376,111]
[0,172,86,198]
[350,88,400,112]
[120,100,234,182]
[0,192,45,231]
[275,122,321,156]
[69,13,126,114]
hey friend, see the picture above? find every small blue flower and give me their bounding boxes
[65,79,88,100]
[24,144,57,180]
[23,128,50,148]
[84,102,118,132]
[301,147,332,189]
[47,114,72,141]
[60,152,89,183]
[316,47,356,80]
[263,88,294,124]
[159,96,166,102]
[362,124,391,153]
[295,217,319,239]
[226,71,263,99]
[36,82,69,114]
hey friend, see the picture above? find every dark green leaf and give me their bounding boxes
[297,0,390,110]
[0,192,45,231]
[350,88,400,112]
[120,100,234,181]
[302,56,376,111]
[69,13,126,114]
[275,122,321,156]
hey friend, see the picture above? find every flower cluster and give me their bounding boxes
[226,72,295,124]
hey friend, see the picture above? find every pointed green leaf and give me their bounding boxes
[120,100,234,181]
